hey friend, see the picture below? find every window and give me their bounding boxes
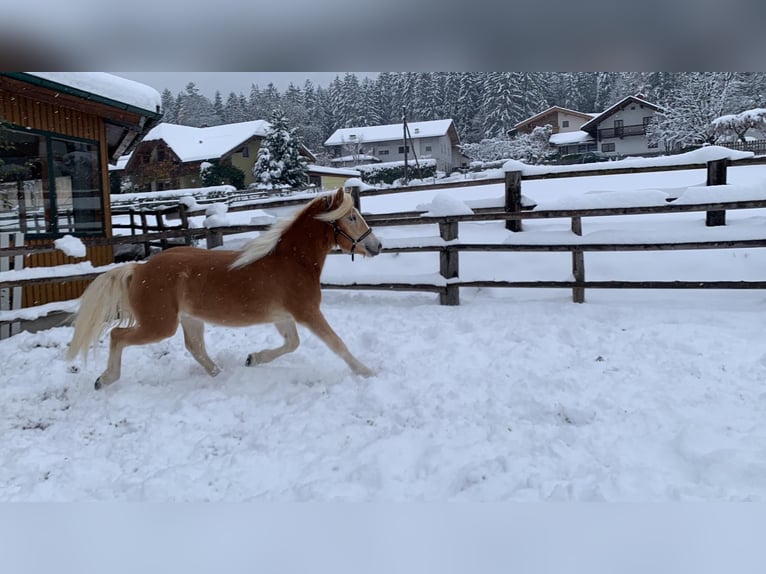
[379,149,390,155]
[614,119,624,137]
[562,120,570,128]
[0,125,103,236]
[424,145,432,152]
[398,145,409,154]
[242,146,249,158]
[601,143,616,152]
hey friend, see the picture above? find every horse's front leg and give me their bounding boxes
[299,310,374,377]
[245,319,300,366]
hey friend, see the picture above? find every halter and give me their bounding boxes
[325,195,372,261]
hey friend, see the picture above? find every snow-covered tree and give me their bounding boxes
[251,110,308,190]
[460,124,554,164]
[710,108,766,142]
[176,83,221,127]
[160,89,178,123]
[649,73,742,150]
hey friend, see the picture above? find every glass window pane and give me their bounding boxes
[0,127,50,235]
[51,138,103,235]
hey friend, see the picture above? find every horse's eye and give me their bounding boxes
[348,214,357,222]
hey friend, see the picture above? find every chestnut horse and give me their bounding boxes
[67,188,382,389]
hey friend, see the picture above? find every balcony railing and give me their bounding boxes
[598,124,648,139]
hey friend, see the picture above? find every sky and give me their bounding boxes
[111,72,379,98]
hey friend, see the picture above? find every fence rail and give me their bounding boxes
[3,155,766,329]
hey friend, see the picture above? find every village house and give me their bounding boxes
[121,121,317,192]
[0,72,161,306]
[511,106,596,136]
[324,119,470,174]
[578,94,667,157]
[515,95,668,159]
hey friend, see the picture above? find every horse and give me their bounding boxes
[66,188,382,390]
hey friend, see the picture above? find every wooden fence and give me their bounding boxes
[3,156,766,334]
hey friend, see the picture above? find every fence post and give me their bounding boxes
[439,221,460,305]
[505,170,522,232]
[156,211,168,250]
[571,216,585,303]
[0,232,24,338]
[206,228,224,250]
[139,209,151,257]
[706,158,728,226]
[349,185,361,211]
[178,202,192,246]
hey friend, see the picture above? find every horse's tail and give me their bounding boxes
[66,264,137,361]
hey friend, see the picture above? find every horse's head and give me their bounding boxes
[317,188,382,259]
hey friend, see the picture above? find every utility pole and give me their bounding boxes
[402,106,409,184]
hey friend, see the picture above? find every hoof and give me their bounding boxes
[94,379,102,390]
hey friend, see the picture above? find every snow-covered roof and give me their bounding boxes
[549,130,594,146]
[324,119,456,146]
[580,94,663,132]
[22,72,161,116]
[513,106,595,130]
[307,165,361,176]
[140,121,272,162]
[330,154,379,163]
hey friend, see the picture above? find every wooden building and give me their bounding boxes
[121,121,316,192]
[0,72,161,306]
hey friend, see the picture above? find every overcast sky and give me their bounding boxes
[112,73,378,98]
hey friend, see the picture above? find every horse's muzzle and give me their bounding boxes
[363,233,382,257]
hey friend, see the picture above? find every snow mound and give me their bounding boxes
[421,194,474,216]
[54,235,87,258]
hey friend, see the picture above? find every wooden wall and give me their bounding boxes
[1,79,114,307]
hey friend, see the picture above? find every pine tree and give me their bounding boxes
[176,82,221,127]
[160,89,178,123]
[252,110,308,190]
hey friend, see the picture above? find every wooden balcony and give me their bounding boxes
[598,124,648,139]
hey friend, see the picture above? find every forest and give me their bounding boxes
[158,72,766,160]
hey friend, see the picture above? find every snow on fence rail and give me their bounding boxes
[3,151,766,329]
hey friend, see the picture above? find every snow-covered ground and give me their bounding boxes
[3,156,766,501]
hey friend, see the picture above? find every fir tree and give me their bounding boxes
[160,89,178,123]
[252,110,308,190]
[176,82,220,127]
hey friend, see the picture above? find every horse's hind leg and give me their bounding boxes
[245,319,299,366]
[96,320,178,389]
[180,315,220,377]
[299,310,374,377]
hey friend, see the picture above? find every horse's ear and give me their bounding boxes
[334,187,345,206]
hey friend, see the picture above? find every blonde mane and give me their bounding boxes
[230,192,354,269]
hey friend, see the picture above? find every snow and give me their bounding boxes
[548,130,593,145]
[24,72,161,115]
[53,235,86,258]
[4,162,766,501]
[325,119,455,146]
[140,121,271,163]
[112,185,235,206]
[504,145,754,176]
[203,203,229,228]
[420,193,474,216]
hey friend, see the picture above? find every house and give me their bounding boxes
[122,121,316,192]
[579,94,667,157]
[0,72,161,306]
[324,119,469,174]
[511,106,596,136]
[306,165,360,191]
